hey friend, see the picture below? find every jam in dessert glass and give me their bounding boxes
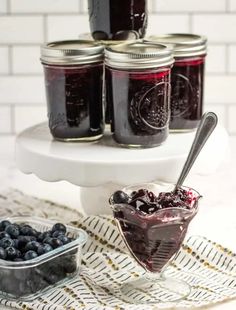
[110,183,201,304]
[146,34,207,131]
[105,42,174,148]
[41,40,104,141]
[88,0,148,40]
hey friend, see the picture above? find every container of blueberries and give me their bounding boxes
[0,217,87,301]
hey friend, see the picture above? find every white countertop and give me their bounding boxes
[0,135,236,309]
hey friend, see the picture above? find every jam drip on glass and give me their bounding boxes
[44,63,104,140]
[88,0,147,40]
[106,68,171,147]
[170,57,205,130]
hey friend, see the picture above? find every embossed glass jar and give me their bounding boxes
[105,42,174,148]
[146,34,207,131]
[88,0,148,41]
[41,40,104,141]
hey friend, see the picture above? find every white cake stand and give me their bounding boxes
[15,122,229,214]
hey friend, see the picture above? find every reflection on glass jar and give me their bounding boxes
[105,42,174,148]
[41,40,104,141]
[145,34,207,131]
[88,0,148,40]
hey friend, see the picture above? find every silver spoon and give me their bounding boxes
[174,111,218,192]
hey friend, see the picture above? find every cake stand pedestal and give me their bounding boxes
[16,123,229,214]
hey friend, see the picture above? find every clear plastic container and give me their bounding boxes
[0,217,87,301]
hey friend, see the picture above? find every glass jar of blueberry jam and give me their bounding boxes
[146,34,207,131]
[105,42,174,148]
[41,40,104,141]
[88,0,147,41]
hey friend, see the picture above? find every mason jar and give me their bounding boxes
[88,0,148,41]
[105,42,174,148]
[146,34,207,131]
[41,40,104,141]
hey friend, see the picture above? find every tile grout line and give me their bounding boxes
[8,45,13,75]
[7,0,11,14]
[10,104,15,134]
[43,14,47,43]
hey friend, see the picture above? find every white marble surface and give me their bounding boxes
[0,135,236,309]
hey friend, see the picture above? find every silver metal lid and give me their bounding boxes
[105,42,174,69]
[145,34,207,58]
[41,40,104,65]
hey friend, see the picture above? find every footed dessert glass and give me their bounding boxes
[110,183,201,304]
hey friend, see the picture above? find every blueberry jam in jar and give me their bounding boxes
[146,34,207,131]
[41,40,104,141]
[88,0,147,41]
[105,42,174,148]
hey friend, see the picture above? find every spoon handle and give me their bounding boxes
[175,112,218,190]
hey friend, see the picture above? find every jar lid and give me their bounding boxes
[105,42,174,69]
[40,40,104,65]
[145,34,207,58]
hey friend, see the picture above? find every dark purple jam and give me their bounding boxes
[170,57,205,130]
[112,188,198,273]
[43,63,104,141]
[105,68,171,147]
[88,0,147,40]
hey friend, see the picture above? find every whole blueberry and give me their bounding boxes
[5,224,20,238]
[112,191,129,204]
[37,243,53,255]
[6,247,20,260]
[19,224,33,236]
[52,223,66,234]
[0,237,14,249]
[43,237,53,245]
[0,232,11,240]
[37,231,52,242]
[13,239,20,249]
[58,235,70,245]
[25,241,41,252]
[50,238,63,249]
[18,235,36,249]
[24,250,38,261]
[0,247,6,259]
[52,230,64,238]
[0,220,11,231]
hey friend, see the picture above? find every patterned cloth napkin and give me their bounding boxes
[0,189,236,310]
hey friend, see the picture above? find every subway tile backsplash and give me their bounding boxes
[0,0,235,135]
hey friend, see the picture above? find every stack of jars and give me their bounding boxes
[40,1,207,148]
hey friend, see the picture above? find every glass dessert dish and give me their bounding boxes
[110,183,201,304]
[88,0,148,41]
[41,40,104,141]
[105,42,174,148]
[145,34,207,131]
[0,217,87,301]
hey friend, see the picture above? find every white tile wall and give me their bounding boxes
[0,47,9,74]
[228,106,236,134]
[153,0,226,12]
[12,46,42,74]
[229,45,236,73]
[0,0,235,135]
[206,45,226,74]
[0,16,44,44]
[193,15,236,43]
[47,15,89,41]
[0,0,7,14]
[147,14,190,35]
[229,0,236,11]
[0,106,11,134]
[0,76,45,104]
[14,106,47,133]
[11,0,79,13]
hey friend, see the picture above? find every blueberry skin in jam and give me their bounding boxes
[105,67,171,147]
[88,0,148,40]
[170,57,205,130]
[43,63,104,141]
